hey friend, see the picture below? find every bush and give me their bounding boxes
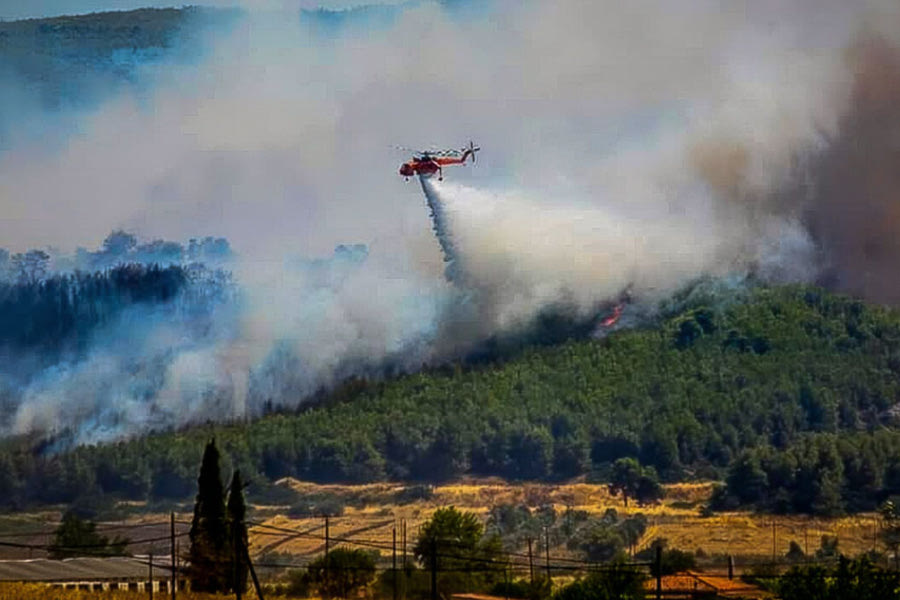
[306,548,377,599]
[785,541,805,562]
[48,512,130,559]
[740,563,780,590]
[553,567,645,600]
[815,535,839,560]
[286,569,313,597]
[490,577,551,600]
[777,558,900,600]
[288,495,345,518]
[247,481,301,506]
[649,548,696,577]
[395,484,434,504]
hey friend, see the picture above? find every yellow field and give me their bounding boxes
[0,479,880,581]
[249,479,881,562]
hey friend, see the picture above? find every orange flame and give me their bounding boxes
[600,303,624,327]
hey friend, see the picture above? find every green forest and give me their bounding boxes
[3,282,900,515]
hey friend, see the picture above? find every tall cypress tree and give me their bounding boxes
[188,439,231,592]
[227,469,249,594]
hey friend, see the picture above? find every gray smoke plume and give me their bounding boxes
[802,36,900,303]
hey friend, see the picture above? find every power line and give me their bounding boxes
[2,516,892,589]
[246,520,645,571]
[0,519,181,539]
[0,531,190,552]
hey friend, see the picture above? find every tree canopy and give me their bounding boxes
[414,507,503,596]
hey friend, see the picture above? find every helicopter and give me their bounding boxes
[398,141,480,181]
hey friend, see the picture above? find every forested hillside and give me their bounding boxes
[3,283,900,515]
[0,7,237,116]
[0,264,185,353]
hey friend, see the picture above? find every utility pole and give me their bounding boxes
[544,526,551,584]
[874,517,879,554]
[149,552,154,600]
[170,512,176,600]
[772,521,777,562]
[325,515,330,595]
[393,526,398,600]
[527,538,534,584]
[174,541,178,584]
[402,520,407,566]
[401,519,407,600]
[504,560,510,600]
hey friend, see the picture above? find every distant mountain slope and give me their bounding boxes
[0,8,200,55]
[0,7,237,114]
[3,283,900,515]
[0,3,441,131]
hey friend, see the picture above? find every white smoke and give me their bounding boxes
[421,177,817,331]
[1,0,899,442]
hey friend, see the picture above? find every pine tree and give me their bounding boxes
[48,512,129,559]
[188,439,231,592]
[227,469,249,594]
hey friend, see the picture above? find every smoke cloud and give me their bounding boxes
[803,36,900,303]
[1,0,900,442]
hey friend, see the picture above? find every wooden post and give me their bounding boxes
[727,555,734,580]
[241,537,265,600]
[324,514,330,595]
[393,527,398,600]
[527,538,534,584]
[149,552,154,600]
[504,560,510,600]
[402,519,407,600]
[874,517,879,554]
[544,526,551,584]
[170,513,176,600]
[772,521,777,562]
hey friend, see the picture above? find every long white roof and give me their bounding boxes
[0,556,175,582]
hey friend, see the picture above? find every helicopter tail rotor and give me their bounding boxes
[466,140,480,164]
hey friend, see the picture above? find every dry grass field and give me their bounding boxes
[0,479,880,580]
[248,479,882,563]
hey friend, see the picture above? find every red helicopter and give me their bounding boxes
[398,141,480,181]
